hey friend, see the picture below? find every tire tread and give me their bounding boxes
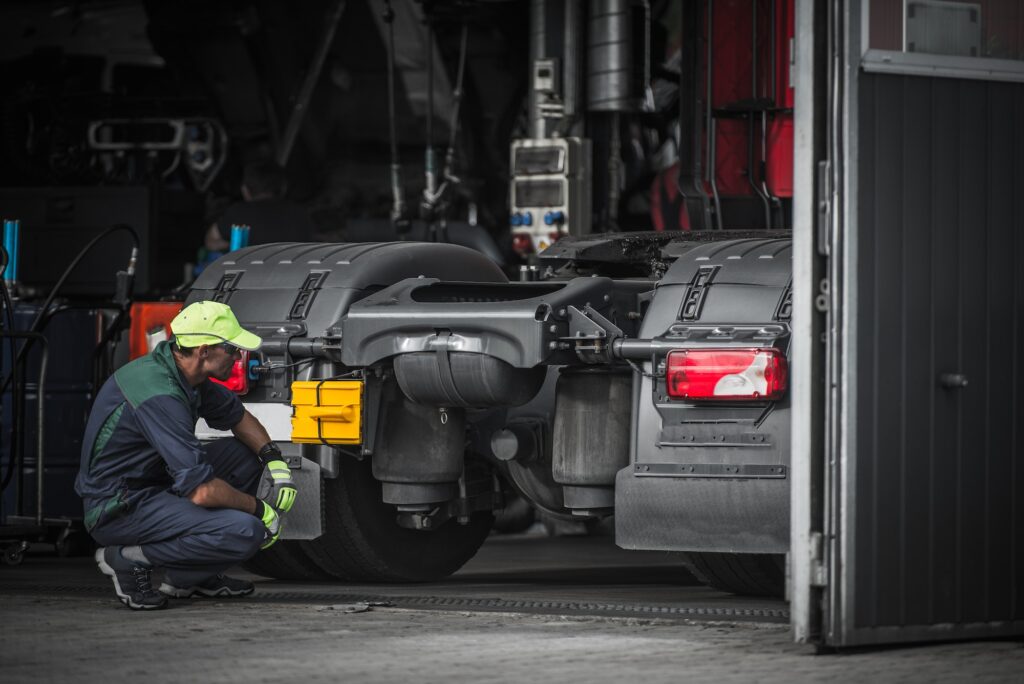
[682,552,785,597]
[242,541,332,581]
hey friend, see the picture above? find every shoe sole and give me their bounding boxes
[158,582,255,599]
[94,548,167,611]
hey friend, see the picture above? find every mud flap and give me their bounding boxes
[614,465,789,554]
[275,454,323,541]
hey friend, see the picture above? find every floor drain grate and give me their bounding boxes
[0,584,790,622]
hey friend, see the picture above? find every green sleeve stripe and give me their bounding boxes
[84,493,127,531]
[89,403,125,470]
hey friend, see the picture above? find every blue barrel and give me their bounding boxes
[229,224,251,251]
[2,219,19,282]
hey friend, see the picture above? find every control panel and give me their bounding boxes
[509,137,591,255]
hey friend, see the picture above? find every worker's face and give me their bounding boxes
[204,343,241,381]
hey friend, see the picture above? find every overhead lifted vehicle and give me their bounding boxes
[189,231,792,596]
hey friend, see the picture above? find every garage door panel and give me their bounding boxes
[840,72,1024,643]
[925,78,964,626]
[898,76,937,625]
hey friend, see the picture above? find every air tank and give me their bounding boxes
[587,0,646,112]
[372,382,466,506]
[551,366,633,511]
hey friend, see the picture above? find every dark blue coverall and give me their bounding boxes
[75,341,265,586]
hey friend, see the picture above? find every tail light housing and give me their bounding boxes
[211,350,250,395]
[666,348,787,401]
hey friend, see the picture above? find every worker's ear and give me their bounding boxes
[198,344,211,359]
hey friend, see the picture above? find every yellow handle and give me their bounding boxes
[303,405,357,422]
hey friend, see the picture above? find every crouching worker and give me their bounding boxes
[75,301,298,610]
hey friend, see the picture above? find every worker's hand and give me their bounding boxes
[257,442,298,513]
[255,500,281,549]
[263,460,298,513]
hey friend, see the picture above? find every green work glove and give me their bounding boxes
[264,460,298,513]
[255,500,281,550]
[257,443,298,513]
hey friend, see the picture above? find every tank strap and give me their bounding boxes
[432,331,465,407]
[315,378,329,446]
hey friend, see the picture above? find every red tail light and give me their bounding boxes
[211,351,250,395]
[666,348,787,401]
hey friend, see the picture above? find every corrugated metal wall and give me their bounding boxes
[854,73,1023,628]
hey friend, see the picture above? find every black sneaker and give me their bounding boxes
[94,547,168,611]
[159,574,255,599]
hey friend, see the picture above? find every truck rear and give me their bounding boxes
[189,233,792,595]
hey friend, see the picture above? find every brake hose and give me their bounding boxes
[383,0,406,227]
[441,21,469,184]
[422,18,469,217]
[0,223,140,396]
[423,19,437,214]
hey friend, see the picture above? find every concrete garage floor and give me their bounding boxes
[1,533,1021,683]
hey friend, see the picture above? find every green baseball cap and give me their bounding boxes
[170,301,262,351]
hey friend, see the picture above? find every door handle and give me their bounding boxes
[939,373,968,390]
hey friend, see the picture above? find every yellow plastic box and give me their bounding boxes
[290,380,362,444]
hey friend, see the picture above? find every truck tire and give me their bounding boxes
[243,541,333,581]
[300,455,493,582]
[682,552,786,598]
